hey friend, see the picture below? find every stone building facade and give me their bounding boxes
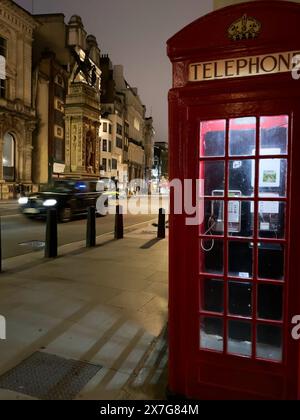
[32,14,101,185]
[113,65,146,183]
[0,0,37,199]
[100,55,156,191]
[0,2,154,194]
[144,116,155,185]
[100,56,128,188]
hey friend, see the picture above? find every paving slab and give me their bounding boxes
[0,223,168,400]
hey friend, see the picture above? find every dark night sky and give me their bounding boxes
[15,0,212,141]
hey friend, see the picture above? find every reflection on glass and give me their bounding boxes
[229,281,252,317]
[200,120,226,157]
[228,241,253,279]
[200,317,223,352]
[259,159,287,198]
[229,117,256,157]
[258,284,283,321]
[258,243,284,281]
[257,324,283,362]
[229,160,255,197]
[200,161,225,197]
[229,201,254,237]
[258,201,286,239]
[201,240,224,275]
[260,116,288,156]
[228,320,252,357]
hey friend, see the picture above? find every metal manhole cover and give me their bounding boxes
[0,352,102,400]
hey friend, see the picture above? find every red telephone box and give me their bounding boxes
[167,1,300,400]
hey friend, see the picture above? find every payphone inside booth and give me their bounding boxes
[168,1,300,401]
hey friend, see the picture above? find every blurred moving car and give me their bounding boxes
[19,180,107,222]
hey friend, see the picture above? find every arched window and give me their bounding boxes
[3,132,15,181]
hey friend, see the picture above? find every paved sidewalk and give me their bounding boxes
[0,223,168,400]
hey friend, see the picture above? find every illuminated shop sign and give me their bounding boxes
[189,51,300,82]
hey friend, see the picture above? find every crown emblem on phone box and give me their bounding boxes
[228,14,261,41]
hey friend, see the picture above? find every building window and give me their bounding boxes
[103,139,108,152]
[54,138,64,162]
[134,118,140,132]
[103,122,108,133]
[108,159,111,172]
[0,38,6,87]
[125,122,129,148]
[116,137,123,149]
[102,158,107,172]
[109,141,112,153]
[125,123,129,136]
[3,132,15,181]
[117,123,123,136]
[0,79,5,99]
[0,56,5,80]
[0,37,7,58]
[109,124,112,134]
[112,158,118,170]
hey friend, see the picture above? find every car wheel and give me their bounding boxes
[59,207,72,223]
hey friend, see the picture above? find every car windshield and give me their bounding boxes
[41,181,77,193]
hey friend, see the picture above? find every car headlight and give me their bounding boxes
[43,199,57,207]
[18,197,28,205]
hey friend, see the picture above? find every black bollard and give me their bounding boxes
[0,217,2,273]
[115,205,124,240]
[86,206,96,247]
[45,209,58,258]
[158,208,166,239]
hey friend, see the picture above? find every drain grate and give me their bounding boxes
[0,352,102,400]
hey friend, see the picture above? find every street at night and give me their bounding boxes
[1,204,157,259]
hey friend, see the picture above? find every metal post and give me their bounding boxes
[158,208,166,239]
[45,209,58,258]
[115,205,124,240]
[86,206,96,247]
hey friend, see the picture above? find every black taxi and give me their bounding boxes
[19,180,106,222]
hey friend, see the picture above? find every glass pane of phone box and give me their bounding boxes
[201,148,285,280]
[200,317,223,352]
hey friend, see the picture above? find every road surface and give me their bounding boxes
[1,210,157,259]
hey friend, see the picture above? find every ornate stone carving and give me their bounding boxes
[71,123,78,171]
